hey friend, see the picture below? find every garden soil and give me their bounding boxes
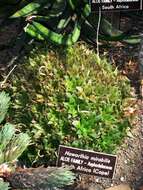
[0,13,143,190]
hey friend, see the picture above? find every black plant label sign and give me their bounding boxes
[57,145,117,178]
[91,0,142,11]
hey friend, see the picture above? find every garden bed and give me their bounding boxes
[0,13,143,190]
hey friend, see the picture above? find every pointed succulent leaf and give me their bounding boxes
[0,91,10,124]
[4,133,30,162]
[25,20,81,45]
[123,34,142,44]
[0,123,15,151]
[10,2,41,18]
[0,149,4,164]
[46,167,76,188]
[0,179,10,190]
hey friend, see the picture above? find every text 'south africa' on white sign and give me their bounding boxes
[57,145,117,178]
[91,0,142,11]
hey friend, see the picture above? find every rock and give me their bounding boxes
[105,184,132,190]
[120,177,125,182]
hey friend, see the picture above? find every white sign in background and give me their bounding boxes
[91,0,142,11]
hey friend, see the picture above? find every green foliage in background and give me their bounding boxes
[8,43,134,165]
[0,0,142,45]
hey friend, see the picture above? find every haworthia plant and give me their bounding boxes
[0,179,10,190]
[4,132,30,163]
[7,167,76,189]
[0,123,30,164]
[0,91,30,164]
